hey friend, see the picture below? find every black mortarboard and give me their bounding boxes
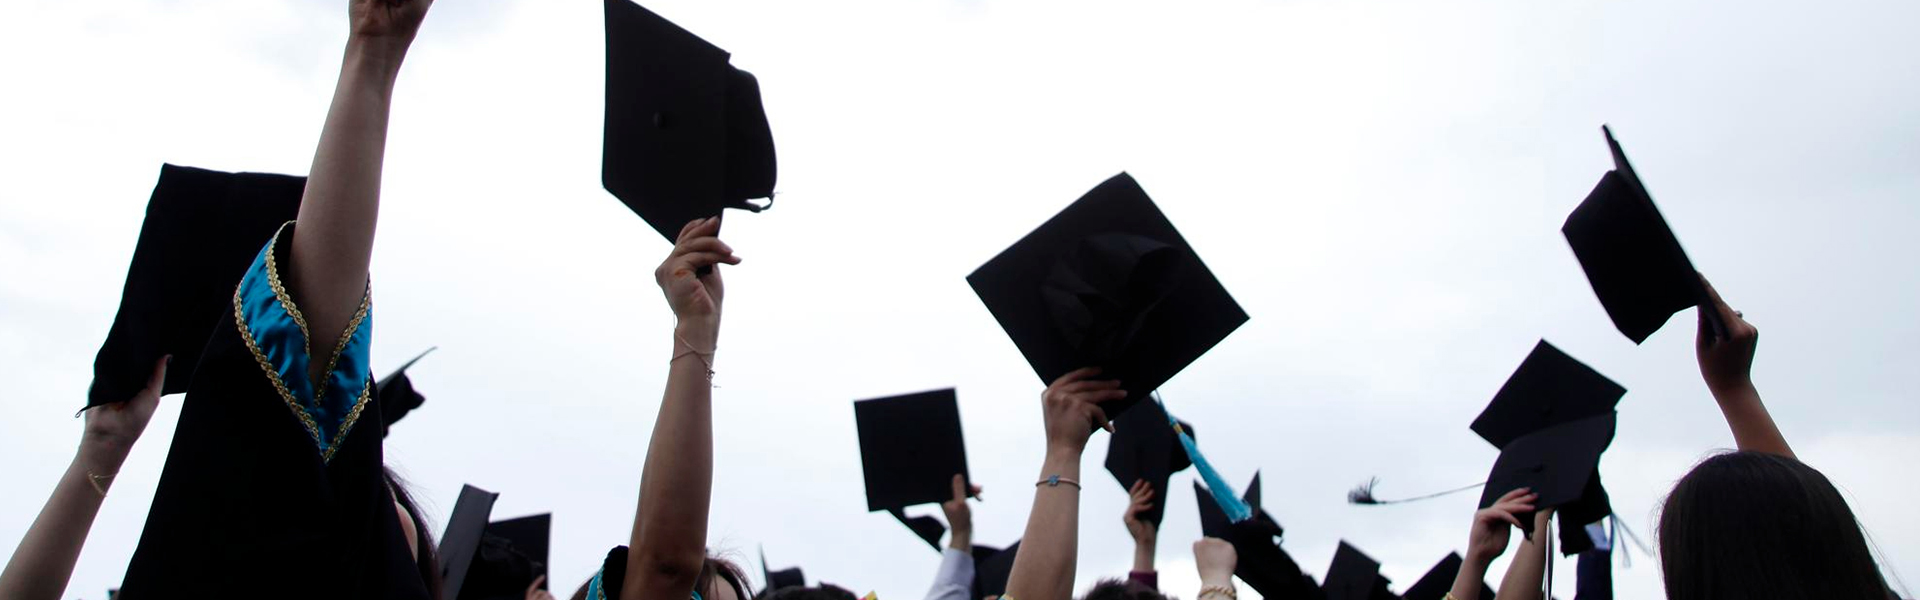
[1478,413,1617,540]
[1104,400,1195,526]
[759,547,806,593]
[1321,542,1395,600]
[375,347,437,436]
[1195,474,1320,600]
[972,542,1021,599]
[855,389,970,512]
[1562,125,1723,344]
[1400,553,1496,600]
[439,485,502,600]
[967,173,1248,420]
[1470,341,1625,449]
[88,164,304,409]
[602,0,776,243]
[459,513,552,600]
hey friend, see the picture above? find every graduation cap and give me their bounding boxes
[461,513,552,600]
[375,347,437,435]
[1399,553,1495,600]
[1562,125,1723,344]
[602,0,776,243]
[967,173,1248,420]
[1195,474,1320,600]
[972,542,1021,599]
[1104,399,1195,526]
[1321,542,1395,600]
[88,164,304,409]
[759,547,806,594]
[854,389,970,546]
[440,485,501,600]
[1469,340,1625,448]
[1478,412,1617,544]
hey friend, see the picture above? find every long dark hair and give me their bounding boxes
[1658,451,1889,599]
[385,466,445,600]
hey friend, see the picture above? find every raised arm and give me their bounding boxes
[1695,275,1792,458]
[1004,368,1123,600]
[0,357,165,600]
[1452,488,1536,600]
[1492,509,1554,600]
[925,474,984,600]
[623,217,739,600]
[287,0,431,382]
[1122,480,1158,580]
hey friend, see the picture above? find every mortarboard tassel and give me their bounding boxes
[1158,396,1251,522]
[1346,477,1486,505]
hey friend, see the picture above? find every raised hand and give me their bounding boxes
[1466,487,1537,563]
[655,217,740,346]
[1696,275,1758,395]
[349,0,435,44]
[1123,479,1157,546]
[82,355,167,459]
[1193,537,1237,588]
[1040,367,1125,455]
[941,473,983,550]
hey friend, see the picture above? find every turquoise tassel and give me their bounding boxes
[1162,398,1252,522]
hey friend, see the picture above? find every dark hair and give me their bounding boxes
[760,584,858,600]
[701,556,753,600]
[1082,579,1171,600]
[1658,451,1889,599]
[568,555,755,600]
[384,466,445,600]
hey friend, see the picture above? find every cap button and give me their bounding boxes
[653,112,667,128]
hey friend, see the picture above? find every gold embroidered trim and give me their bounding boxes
[312,286,372,416]
[324,381,373,463]
[234,283,326,453]
[260,222,312,358]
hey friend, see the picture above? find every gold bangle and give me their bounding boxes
[1198,584,1237,600]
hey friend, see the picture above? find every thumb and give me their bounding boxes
[951,474,968,503]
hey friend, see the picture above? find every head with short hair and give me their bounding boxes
[1658,451,1889,599]
[758,584,859,600]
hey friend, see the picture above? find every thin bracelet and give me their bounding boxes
[1198,584,1236,600]
[87,470,116,497]
[672,332,716,382]
[1035,475,1081,489]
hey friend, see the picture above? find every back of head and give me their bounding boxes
[1082,578,1172,600]
[758,584,859,600]
[1658,451,1889,600]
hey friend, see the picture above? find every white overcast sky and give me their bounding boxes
[2,0,1917,599]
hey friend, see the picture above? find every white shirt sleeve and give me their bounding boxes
[923,547,976,600]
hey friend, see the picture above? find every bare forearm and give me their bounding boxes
[0,443,128,600]
[1005,449,1083,600]
[1494,535,1547,600]
[623,326,716,599]
[1710,382,1793,458]
[289,41,404,379]
[1452,555,1494,600]
[1131,538,1155,573]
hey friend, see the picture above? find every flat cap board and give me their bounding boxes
[1478,412,1617,540]
[967,173,1247,420]
[1562,125,1722,344]
[972,542,1021,598]
[855,389,969,511]
[1470,340,1625,449]
[1400,553,1496,600]
[1104,399,1194,526]
[602,0,776,242]
[439,484,501,600]
[89,164,304,409]
[1322,541,1385,600]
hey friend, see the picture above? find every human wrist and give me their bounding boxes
[344,35,412,76]
[1707,378,1758,401]
[1131,543,1156,572]
[1198,571,1234,588]
[73,440,130,486]
[948,532,971,551]
[674,320,720,352]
